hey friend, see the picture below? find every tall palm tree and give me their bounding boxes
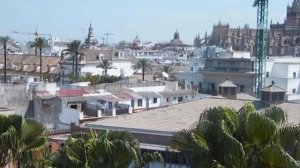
[49,130,164,168]
[0,115,47,168]
[30,37,48,81]
[170,104,300,168]
[134,59,152,81]
[65,40,84,81]
[0,36,10,83]
[97,59,114,76]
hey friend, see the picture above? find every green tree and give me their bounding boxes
[170,104,300,168]
[49,130,164,168]
[161,64,176,80]
[0,115,47,168]
[97,59,114,76]
[134,59,152,81]
[0,36,10,83]
[65,40,84,81]
[30,37,48,81]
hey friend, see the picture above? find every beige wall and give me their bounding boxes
[203,71,255,93]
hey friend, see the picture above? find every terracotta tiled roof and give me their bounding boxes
[83,48,114,61]
[159,90,197,97]
[218,80,237,87]
[115,93,135,101]
[0,54,60,74]
[57,89,89,97]
[261,84,285,92]
[23,65,36,72]
[49,66,59,74]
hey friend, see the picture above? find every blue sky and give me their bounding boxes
[1,0,291,44]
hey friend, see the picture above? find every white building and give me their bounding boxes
[60,48,135,83]
[175,56,205,90]
[265,57,300,101]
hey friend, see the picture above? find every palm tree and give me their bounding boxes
[0,36,10,83]
[97,59,114,76]
[0,115,47,168]
[170,104,300,168]
[49,130,164,168]
[65,40,84,81]
[30,37,48,81]
[161,64,176,80]
[134,59,152,81]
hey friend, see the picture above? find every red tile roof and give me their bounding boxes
[36,90,50,95]
[57,89,89,97]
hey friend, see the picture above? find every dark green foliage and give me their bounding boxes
[0,115,47,167]
[69,73,122,85]
[170,104,300,168]
[49,130,164,168]
[30,37,48,81]
[134,59,152,81]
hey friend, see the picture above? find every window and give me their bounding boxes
[293,89,296,94]
[198,82,202,89]
[293,72,296,78]
[138,99,143,107]
[190,67,194,71]
[240,85,245,92]
[69,104,77,109]
[211,83,215,90]
[153,98,157,104]
[266,72,269,78]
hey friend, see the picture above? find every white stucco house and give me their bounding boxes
[175,57,204,90]
[265,56,300,101]
[60,48,134,84]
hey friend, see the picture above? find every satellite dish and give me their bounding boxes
[162,72,169,78]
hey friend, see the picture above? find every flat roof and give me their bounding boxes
[84,95,300,135]
[0,107,15,112]
[84,96,250,135]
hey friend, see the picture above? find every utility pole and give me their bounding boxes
[253,0,268,95]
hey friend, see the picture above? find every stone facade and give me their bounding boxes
[208,0,300,56]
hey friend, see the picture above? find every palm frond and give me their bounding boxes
[214,120,245,168]
[245,113,277,146]
[0,36,10,46]
[279,125,300,158]
[65,137,88,166]
[140,152,164,168]
[261,144,300,168]
[263,106,287,125]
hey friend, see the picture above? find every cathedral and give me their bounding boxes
[197,0,300,56]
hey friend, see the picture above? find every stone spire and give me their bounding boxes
[85,22,98,48]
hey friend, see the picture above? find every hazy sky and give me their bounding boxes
[0,0,292,44]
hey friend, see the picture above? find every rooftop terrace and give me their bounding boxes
[84,94,300,136]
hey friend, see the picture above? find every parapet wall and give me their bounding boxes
[0,83,32,116]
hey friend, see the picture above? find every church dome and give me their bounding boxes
[170,39,184,46]
[169,30,183,46]
[133,35,141,44]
